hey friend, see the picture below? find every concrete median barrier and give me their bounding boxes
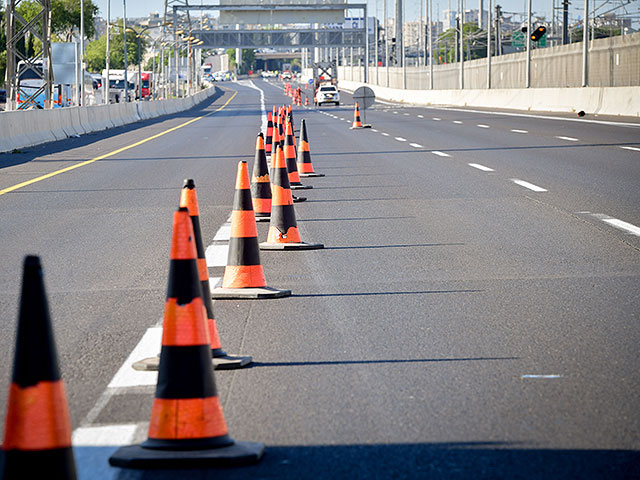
[1,87,219,154]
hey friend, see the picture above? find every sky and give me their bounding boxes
[93,0,638,27]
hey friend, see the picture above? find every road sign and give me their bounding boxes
[512,31,525,48]
[352,86,375,110]
[308,78,314,84]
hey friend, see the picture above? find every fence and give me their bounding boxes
[342,31,640,90]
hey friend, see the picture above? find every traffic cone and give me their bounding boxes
[305,97,309,106]
[250,133,272,222]
[265,111,274,155]
[284,120,312,191]
[297,119,324,177]
[1,256,77,479]
[211,162,291,299]
[271,118,281,164]
[272,145,306,203]
[109,208,264,469]
[260,147,323,250]
[351,102,364,129]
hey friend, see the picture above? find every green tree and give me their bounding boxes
[85,22,148,72]
[17,0,99,41]
[226,48,256,74]
[436,23,486,63]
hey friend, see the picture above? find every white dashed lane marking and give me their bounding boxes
[395,137,407,142]
[556,136,579,142]
[621,146,640,152]
[381,132,390,136]
[477,124,490,128]
[468,163,495,172]
[511,129,529,134]
[453,121,463,124]
[409,143,423,148]
[511,179,548,192]
[592,214,640,236]
[431,151,451,157]
[433,117,441,121]
[417,115,424,118]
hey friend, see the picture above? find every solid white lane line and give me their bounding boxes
[205,244,229,267]
[521,375,562,379]
[381,132,390,136]
[621,146,640,152]
[511,129,528,134]
[468,163,495,172]
[595,216,640,236]
[395,137,407,142]
[73,425,138,446]
[409,143,423,148]
[431,151,450,157]
[453,121,463,124]
[556,136,579,141]
[511,179,548,192]
[417,115,424,118]
[433,117,441,121]
[108,328,162,388]
[477,124,490,128]
[213,223,231,242]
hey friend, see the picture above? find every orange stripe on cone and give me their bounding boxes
[3,381,72,450]
[221,265,266,289]
[230,210,258,238]
[148,397,228,440]
[161,297,209,347]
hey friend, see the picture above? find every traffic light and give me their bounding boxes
[531,25,547,42]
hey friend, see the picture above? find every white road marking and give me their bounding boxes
[371,128,379,132]
[213,223,231,242]
[511,179,548,192]
[477,124,490,128]
[621,146,640,152]
[453,121,463,124]
[417,115,424,118]
[395,137,407,142]
[433,117,441,121]
[73,425,138,446]
[521,375,562,379]
[556,136,579,141]
[468,163,495,172]
[431,151,450,157]
[511,129,528,134]
[409,143,423,148]
[593,215,640,236]
[205,244,229,267]
[209,276,222,289]
[339,117,345,121]
[404,113,410,116]
[108,328,162,388]
[381,132,390,136]
[393,111,399,114]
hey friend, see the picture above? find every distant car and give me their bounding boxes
[0,89,6,103]
[315,85,340,106]
[281,71,292,80]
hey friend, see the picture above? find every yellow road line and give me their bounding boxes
[0,90,238,197]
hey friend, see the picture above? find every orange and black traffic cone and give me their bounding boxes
[260,147,323,251]
[251,133,272,222]
[109,208,264,469]
[211,162,291,299]
[265,112,274,155]
[351,102,364,129]
[181,180,252,368]
[272,145,306,203]
[297,119,324,177]
[284,120,312,191]
[1,256,77,479]
[305,97,309,106]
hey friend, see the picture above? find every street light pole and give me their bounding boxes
[525,0,531,88]
[80,0,85,105]
[123,0,129,102]
[105,0,110,104]
[582,0,589,86]
[137,34,142,100]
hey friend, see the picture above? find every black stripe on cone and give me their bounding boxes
[297,119,324,177]
[1,256,77,480]
[109,208,264,469]
[265,113,274,154]
[260,148,323,251]
[211,162,291,299]
[250,133,272,223]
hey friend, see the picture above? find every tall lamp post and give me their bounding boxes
[123,0,128,102]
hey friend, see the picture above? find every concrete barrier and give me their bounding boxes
[337,80,640,117]
[1,87,219,153]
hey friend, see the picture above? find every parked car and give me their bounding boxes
[314,84,340,106]
[0,89,6,103]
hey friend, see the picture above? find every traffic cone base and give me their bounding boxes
[132,354,252,372]
[299,172,325,177]
[211,285,291,299]
[292,194,307,203]
[108,441,264,469]
[260,241,324,251]
[290,184,313,190]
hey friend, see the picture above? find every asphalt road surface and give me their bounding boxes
[0,79,638,479]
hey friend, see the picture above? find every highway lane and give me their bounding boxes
[0,79,639,479]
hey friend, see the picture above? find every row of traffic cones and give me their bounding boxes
[0,105,323,476]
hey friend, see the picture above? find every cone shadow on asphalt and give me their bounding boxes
[249,357,519,368]
[96,443,640,479]
[322,243,465,249]
[290,290,483,297]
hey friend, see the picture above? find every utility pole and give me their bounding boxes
[562,0,569,45]
[459,0,464,89]
[428,0,433,89]
[525,0,531,87]
[384,0,389,86]
[395,0,403,67]
[487,0,491,88]
[582,0,588,86]
[495,4,502,55]
[80,0,85,105]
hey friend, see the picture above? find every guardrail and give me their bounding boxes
[0,87,219,154]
